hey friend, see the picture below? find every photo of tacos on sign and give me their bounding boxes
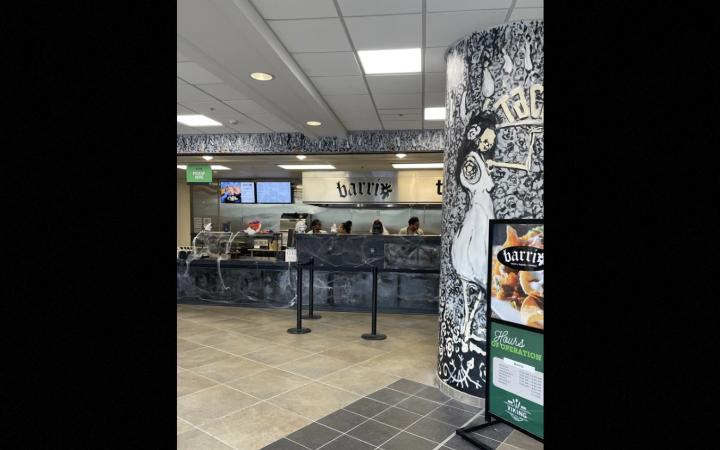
[490,223,544,329]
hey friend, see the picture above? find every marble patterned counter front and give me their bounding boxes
[176,235,440,313]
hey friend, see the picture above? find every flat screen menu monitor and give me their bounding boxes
[256,181,292,204]
[219,181,255,204]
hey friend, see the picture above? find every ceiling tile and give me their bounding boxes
[337,0,421,16]
[366,74,421,94]
[427,0,512,12]
[311,76,368,95]
[228,122,272,133]
[177,82,217,103]
[195,125,238,134]
[195,83,251,101]
[268,18,351,52]
[342,118,383,131]
[424,72,446,92]
[344,14,421,50]
[515,0,543,7]
[293,52,362,76]
[425,92,445,106]
[425,47,447,73]
[378,108,420,116]
[423,120,445,129]
[251,0,337,19]
[177,50,190,62]
[426,10,508,47]
[324,94,376,117]
[225,99,267,115]
[181,100,241,118]
[379,109,421,121]
[373,93,421,109]
[177,104,195,115]
[510,8,543,20]
[177,62,224,84]
[248,113,297,132]
[177,123,200,134]
[381,118,422,130]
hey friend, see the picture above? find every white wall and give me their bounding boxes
[177,181,191,246]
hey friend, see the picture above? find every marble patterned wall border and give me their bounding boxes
[176,129,445,154]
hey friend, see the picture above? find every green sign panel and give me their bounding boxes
[186,165,212,183]
[488,321,544,439]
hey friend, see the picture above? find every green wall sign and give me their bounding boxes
[488,321,544,439]
[186,165,212,183]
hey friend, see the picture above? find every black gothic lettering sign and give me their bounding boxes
[302,170,443,204]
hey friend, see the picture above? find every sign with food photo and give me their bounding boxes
[488,221,544,330]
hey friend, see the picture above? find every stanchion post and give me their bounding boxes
[303,257,321,320]
[362,266,386,340]
[288,263,311,334]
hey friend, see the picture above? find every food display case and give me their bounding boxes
[226,232,283,258]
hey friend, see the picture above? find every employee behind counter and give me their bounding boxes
[305,217,425,235]
[398,216,424,235]
[306,219,328,234]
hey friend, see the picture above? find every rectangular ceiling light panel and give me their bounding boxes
[277,165,336,170]
[424,107,446,121]
[177,115,222,126]
[357,48,421,74]
[392,163,444,169]
[176,165,230,170]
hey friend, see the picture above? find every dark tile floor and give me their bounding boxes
[261,379,542,450]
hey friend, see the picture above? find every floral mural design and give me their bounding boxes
[438,20,544,398]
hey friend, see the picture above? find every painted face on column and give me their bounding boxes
[477,128,496,152]
[461,151,494,194]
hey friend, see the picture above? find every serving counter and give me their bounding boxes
[176,234,440,314]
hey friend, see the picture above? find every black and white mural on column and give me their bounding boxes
[437,20,544,398]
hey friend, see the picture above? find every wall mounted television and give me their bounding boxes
[256,181,293,204]
[219,181,255,204]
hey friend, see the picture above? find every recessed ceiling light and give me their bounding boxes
[250,72,274,81]
[395,153,407,159]
[176,165,230,170]
[296,155,307,160]
[357,48,421,74]
[177,115,222,127]
[392,163,444,169]
[277,165,336,170]
[202,155,214,161]
[306,121,322,126]
[424,107,446,121]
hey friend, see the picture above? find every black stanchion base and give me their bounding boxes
[455,418,499,450]
[287,328,311,334]
[361,333,386,340]
[302,314,322,320]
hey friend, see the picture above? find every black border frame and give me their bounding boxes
[485,218,544,443]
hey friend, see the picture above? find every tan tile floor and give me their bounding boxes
[177,304,542,450]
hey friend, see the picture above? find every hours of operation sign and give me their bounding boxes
[488,321,544,439]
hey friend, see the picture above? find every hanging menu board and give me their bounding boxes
[486,219,544,441]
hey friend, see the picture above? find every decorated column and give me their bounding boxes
[437,21,544,403]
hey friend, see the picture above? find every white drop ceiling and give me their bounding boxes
[177,0,543,136]
[177,152,444,180]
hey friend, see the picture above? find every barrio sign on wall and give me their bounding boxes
[302,170,443,204]
[186,165,212,183]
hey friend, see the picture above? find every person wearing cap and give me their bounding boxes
[398,216,424,235]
